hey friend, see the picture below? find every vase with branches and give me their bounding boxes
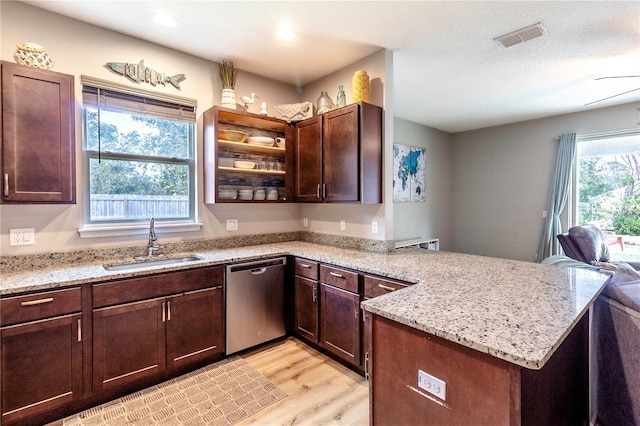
[219,59,237,109]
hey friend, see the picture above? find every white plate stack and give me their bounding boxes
[266,187,279,200]
[254,189,266,200]
[218,189,237,199]
[238,189,253,200]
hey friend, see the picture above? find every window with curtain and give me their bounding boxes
[82,77,196,224]
[573,129,640,263]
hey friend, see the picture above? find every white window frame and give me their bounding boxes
[78,76,201,238]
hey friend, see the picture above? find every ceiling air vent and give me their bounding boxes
[494,22,548,48]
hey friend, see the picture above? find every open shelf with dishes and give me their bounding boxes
[204,106,294,203]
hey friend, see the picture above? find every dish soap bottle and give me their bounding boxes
[336,85,346,108]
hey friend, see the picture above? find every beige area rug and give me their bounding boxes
[61,357,287,425]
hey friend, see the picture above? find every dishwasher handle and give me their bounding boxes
[251,267,267,275]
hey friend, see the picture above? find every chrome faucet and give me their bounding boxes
[147,218,164,256]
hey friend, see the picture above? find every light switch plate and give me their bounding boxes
[10,228,35,246]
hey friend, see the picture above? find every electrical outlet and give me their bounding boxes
[418,369,446,401]
[372,221,378,234]
[340,220,346,231]
[542,210,548,218]
[303,217,308,227]
[10,228,35,246]
[226,219,238,231]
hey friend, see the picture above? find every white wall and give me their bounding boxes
[451,101,640,262]
[393,118,452,250]
[0,2,303,256]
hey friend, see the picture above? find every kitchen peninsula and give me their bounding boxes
[1,241,608,425]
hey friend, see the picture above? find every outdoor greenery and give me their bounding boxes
[578,152,640,236]
[85,109,191,197]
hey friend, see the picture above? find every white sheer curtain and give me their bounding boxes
[536,132,577,262]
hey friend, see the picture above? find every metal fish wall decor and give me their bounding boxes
[105,60,185,89]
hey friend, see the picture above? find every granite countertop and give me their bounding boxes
[0,241,609,370]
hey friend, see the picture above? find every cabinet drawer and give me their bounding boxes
[295,258,319,280]
[320,264,358,293]
[0,287,82,326]
[363,275,410,298]
[93,266,223,308]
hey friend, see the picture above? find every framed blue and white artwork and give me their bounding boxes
[393,143,426,202]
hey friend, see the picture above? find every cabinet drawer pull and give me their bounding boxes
[77,318,82,342]
[21,297,54,306]
[364,352,370,379]
[300,263,311,269]
[378,284,396,292]
[167,301,171,321]
[312,285,317,303]
[3,174,8,197]
[316,184,321,199]
[322,183,326,199]
[329,271,344,278]
[162,302,166,322]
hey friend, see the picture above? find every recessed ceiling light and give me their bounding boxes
[152,12,177,27]
[277,29,297,41]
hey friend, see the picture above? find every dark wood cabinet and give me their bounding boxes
[93,298,166,391]
[0,288,83,424]
[294,258,319,342]
[294,275,319,342]
[1,61,76,204]
[166,287,224,370]
[294,102,382,203]
[294,258,363,369]
[92,266,224,391]
[319,283,360,366]
[371,314,590,425]
[362,274,411,379]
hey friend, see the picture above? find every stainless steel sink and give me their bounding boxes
[104,255,203,271]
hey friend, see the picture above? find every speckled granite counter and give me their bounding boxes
[0,241,609,370]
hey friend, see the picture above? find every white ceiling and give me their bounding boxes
[21,1,640,133]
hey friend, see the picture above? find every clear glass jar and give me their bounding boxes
[316,91,334,114]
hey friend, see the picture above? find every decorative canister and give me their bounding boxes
[316,91,334,115]
[13,42,53,70]
[352,70,370,103]
[221,88,236,109]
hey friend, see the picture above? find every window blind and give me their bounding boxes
[81,75,196,123]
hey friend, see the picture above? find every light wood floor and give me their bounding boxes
[238,337,370,426]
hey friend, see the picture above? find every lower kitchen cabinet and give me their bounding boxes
[0,288,83,424]
[294,258,363,370]
[92,267,224,392]
[294,275,319,342]
[93,298,166,390]
[166,287,224,370]
[319,283,360,366]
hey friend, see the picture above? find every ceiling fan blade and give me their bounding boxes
[585,87,640,106]
[595,75,640,80]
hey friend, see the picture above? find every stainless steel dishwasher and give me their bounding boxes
[225,257,287,354]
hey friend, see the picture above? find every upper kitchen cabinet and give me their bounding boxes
[203,106,294,203]
[295,102,382,204]
[1,61,76,204]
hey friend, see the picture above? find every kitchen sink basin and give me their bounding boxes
[104,255,203,271]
